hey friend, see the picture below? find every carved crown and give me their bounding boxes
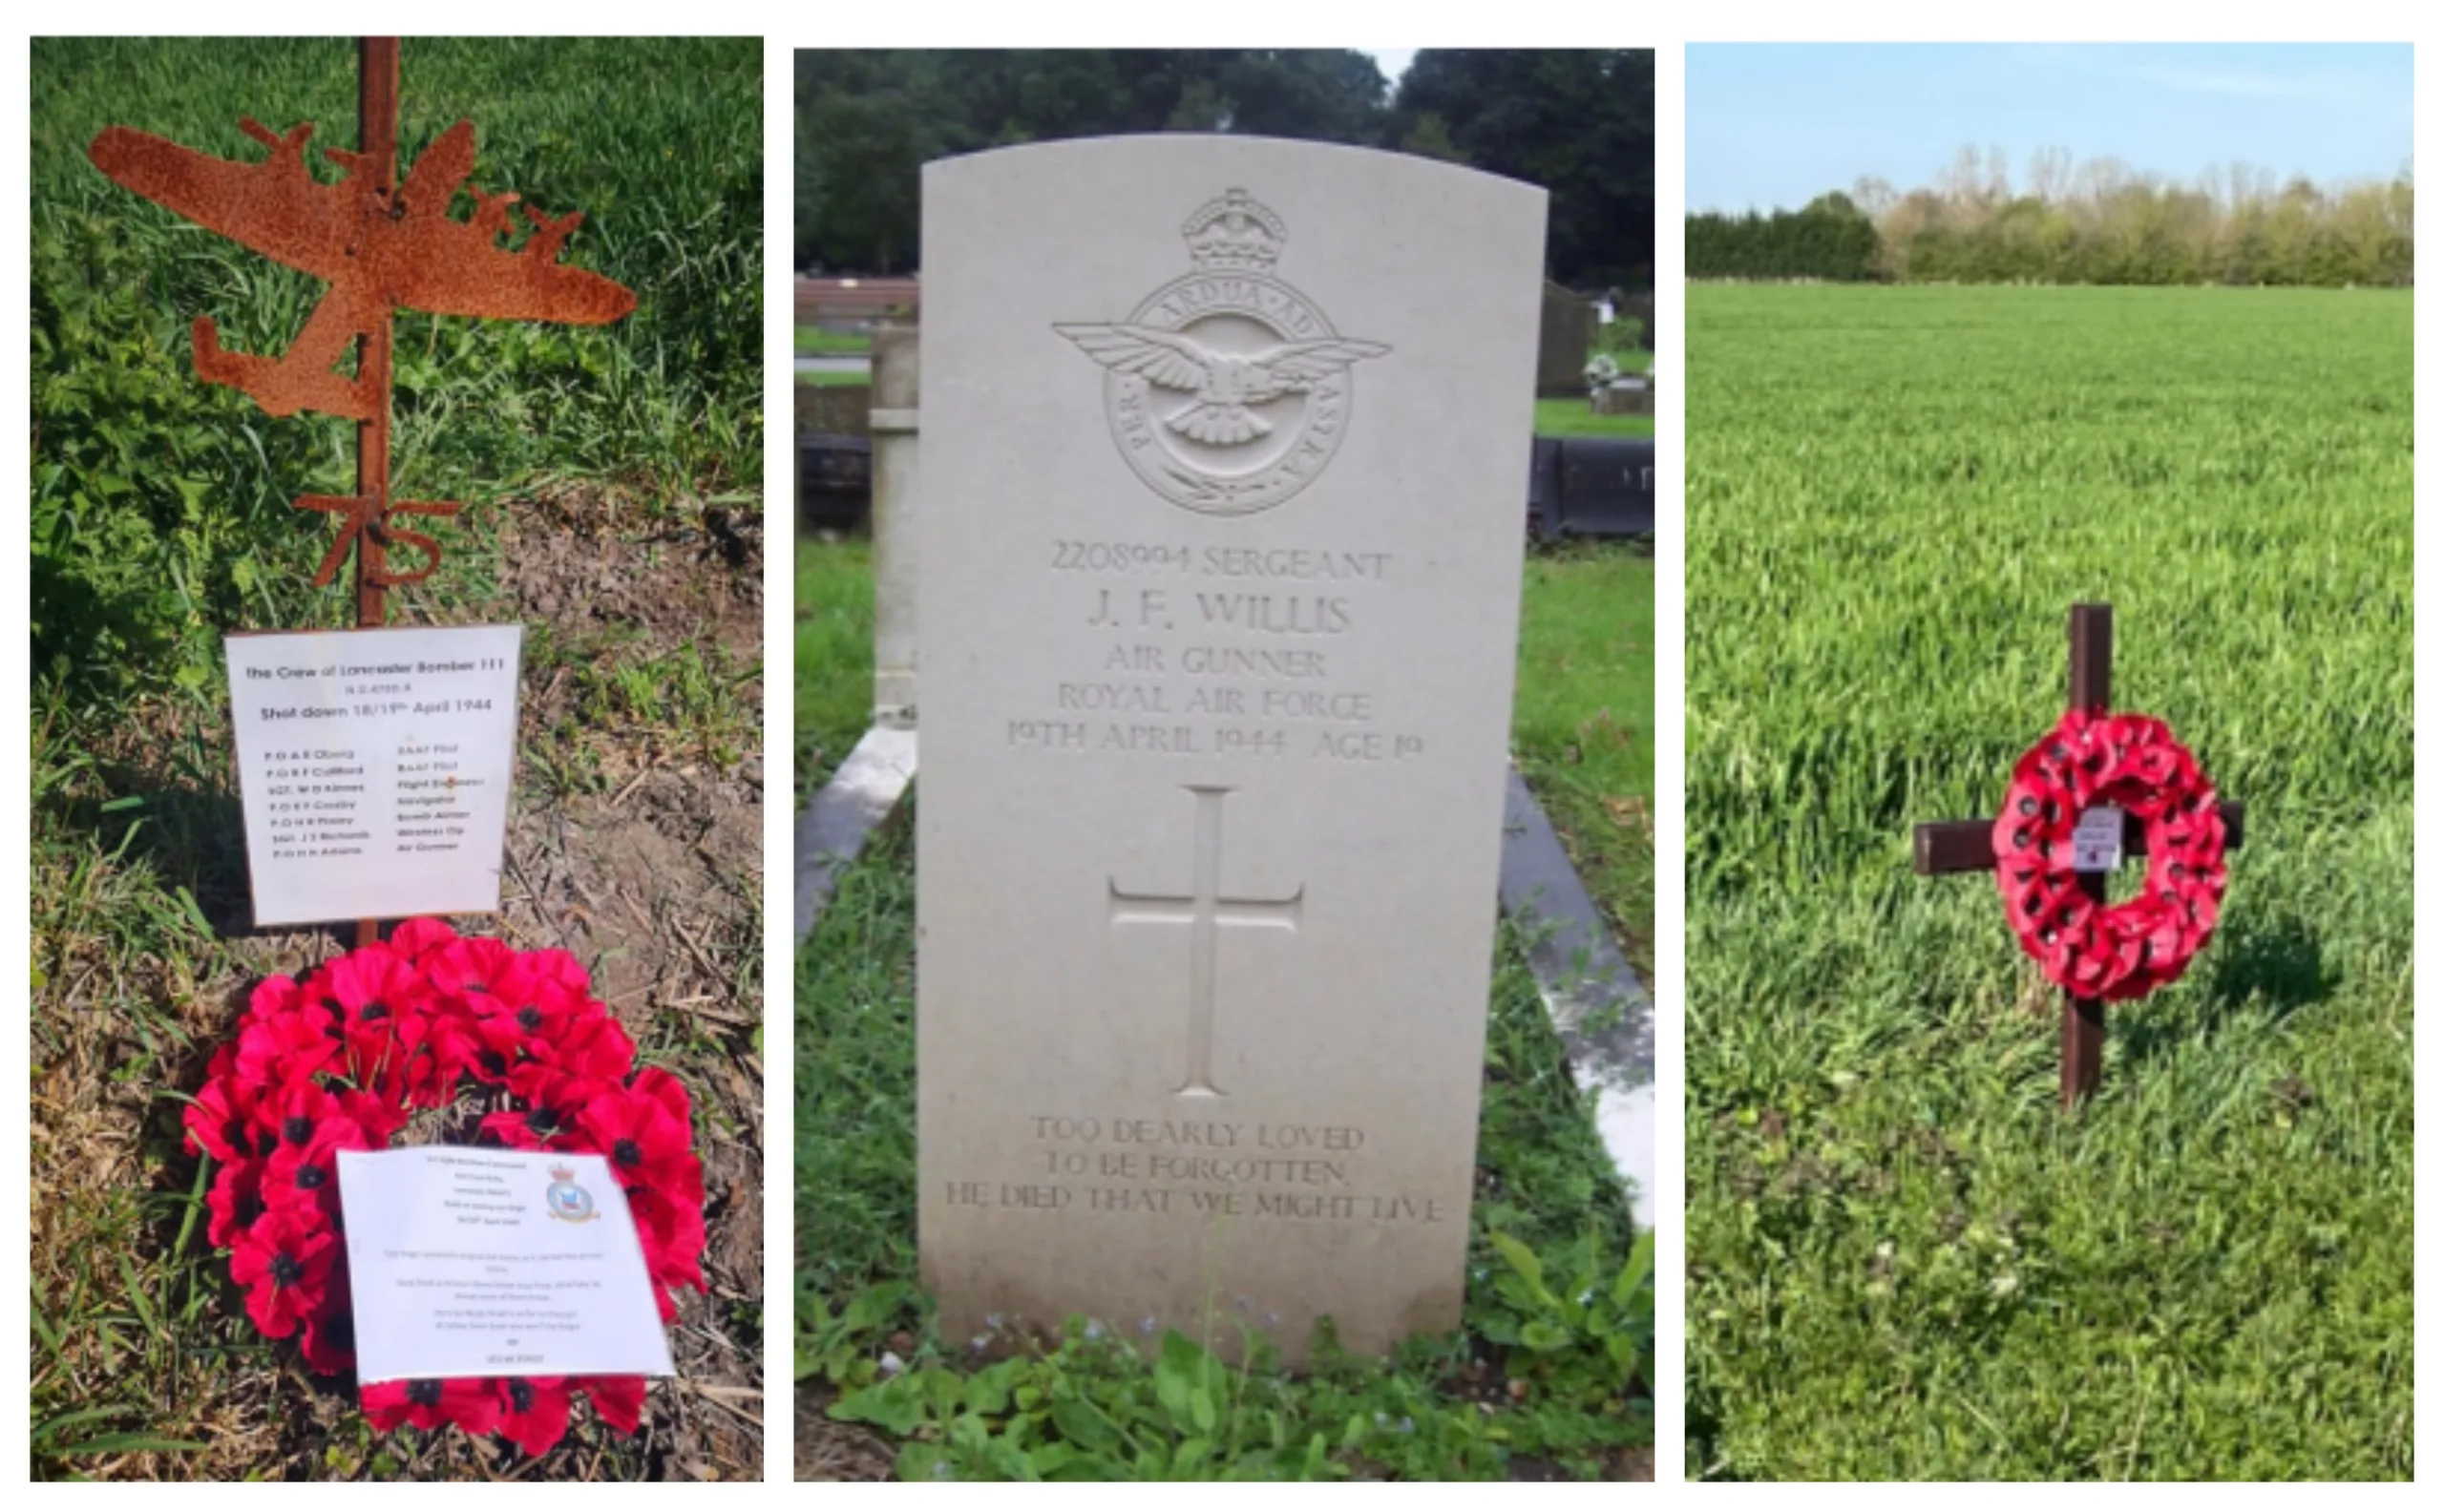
[1183,189,1285,274]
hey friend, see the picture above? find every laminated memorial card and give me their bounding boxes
[337,1148,675,1383]
[226,623,522,926]
[915,136,1547,1361]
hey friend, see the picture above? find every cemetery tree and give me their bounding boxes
[796,52,958,271]
[795,50,1393,274]
[1390,49,1656,289]
[1205,49,1391,141]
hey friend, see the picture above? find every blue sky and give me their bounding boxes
[1688,43,2412,212]
[1369,49,1416,85]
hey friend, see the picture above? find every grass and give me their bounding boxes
[1512,545,1654,973]
[1535,399,1653,439]
[792,535,1653,1479]
[1684,284,2412,1479]
[799,369,874,388]
[794,536,876,807]
[30,37,767,1481]
[33,35,761,701]
[795,326,874,356]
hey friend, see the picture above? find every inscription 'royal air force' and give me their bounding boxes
[1055,189,1390,516]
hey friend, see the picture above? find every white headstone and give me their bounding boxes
[915,136,1545,1361]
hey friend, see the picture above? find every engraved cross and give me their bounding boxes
[1108,785,1302,1099]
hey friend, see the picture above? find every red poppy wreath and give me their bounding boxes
[184,917,704,1455]
[1991,707,2229,1001]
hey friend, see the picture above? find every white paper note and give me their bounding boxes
[2071,805,2126,873]
[225,624,523,925]
[337,1147,674,1383]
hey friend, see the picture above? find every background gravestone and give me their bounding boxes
[1536,278,1594,396]
[1622,292,1654,351]
[915,136,1546,1361]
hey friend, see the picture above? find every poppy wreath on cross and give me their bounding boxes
[182,917,704,1455]
[1991,708,2230,1001]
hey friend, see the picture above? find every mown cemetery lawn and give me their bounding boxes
[792,534,1654,1480]
[1512,544,1654,975]
[795,326,875,357]
[30,37,767,1480]
[1534,399,1654,439]
[1685,284,2412,1479]
[794,537,876,808]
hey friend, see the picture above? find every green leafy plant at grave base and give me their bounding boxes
[796,1278,924,1392]
[1480,1229,1654,1418]
[831,1327,1357,1481]
[812,1317,1529,1482]
[803,1295,1646,1482]
[1686,284,2412,1480]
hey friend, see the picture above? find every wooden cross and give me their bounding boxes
[1107,786,1304,1099]
[1913,603,2246,1107]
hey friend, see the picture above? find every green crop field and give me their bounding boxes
[1684,285,2412,1480]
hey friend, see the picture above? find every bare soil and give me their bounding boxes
[793,1383,896,1481]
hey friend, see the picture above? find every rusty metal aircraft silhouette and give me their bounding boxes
[88,116,635,583]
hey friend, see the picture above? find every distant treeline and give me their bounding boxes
[1688,149,2414,287]
[796,49,1655,289]
[1685,198,1880,282]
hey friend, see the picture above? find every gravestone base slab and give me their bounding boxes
[792,724,917,939]
[1498,766,1654,1228]
[1591,383,1654,417]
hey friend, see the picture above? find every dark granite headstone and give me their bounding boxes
[1536,280,1594,397]
[1526,436,1654,539]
